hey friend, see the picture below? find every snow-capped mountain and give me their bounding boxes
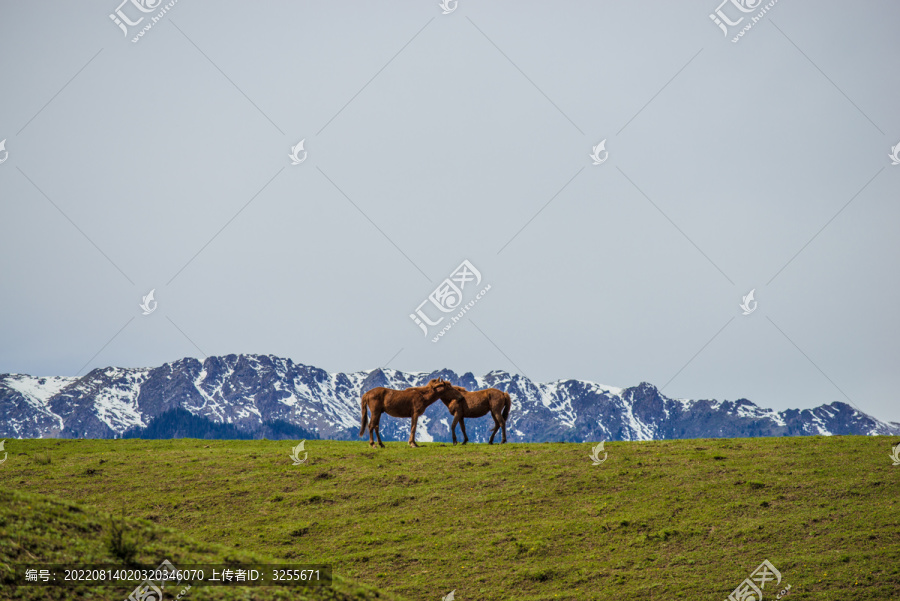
[1,354,898,441]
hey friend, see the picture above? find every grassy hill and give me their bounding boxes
[0,490,396,601]
[1,436,898,600]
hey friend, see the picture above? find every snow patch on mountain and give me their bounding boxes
[4,374,75,408]
[92,368,149,433]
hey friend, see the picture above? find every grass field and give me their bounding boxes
[1,435,899,600]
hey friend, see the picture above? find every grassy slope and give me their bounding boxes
[1,436,898,600]
[0,490,396,600]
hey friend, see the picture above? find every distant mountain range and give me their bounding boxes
[2,354,898,441]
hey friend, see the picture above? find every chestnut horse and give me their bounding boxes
[442,386,511,445]
[359,378,465,448]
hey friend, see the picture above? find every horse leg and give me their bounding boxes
[408,411,420,448]
[500,412,508,443]
[373,412,385,448]
[450,412,460,445]
[488,411,501,445]
[458,415,468,445]
[368,408,378,448]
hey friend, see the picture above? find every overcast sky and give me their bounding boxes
[1,0,898,423]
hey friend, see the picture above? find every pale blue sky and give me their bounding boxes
[1,0,898,422]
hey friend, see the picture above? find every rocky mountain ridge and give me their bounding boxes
[2,354,897,442]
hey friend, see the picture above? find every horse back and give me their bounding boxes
[381,387,424,418]
[362,387,387,406]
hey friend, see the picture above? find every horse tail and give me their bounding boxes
[359,392,370,437]
[502,391,511,421]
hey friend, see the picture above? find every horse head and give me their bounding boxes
[435,380,467,403]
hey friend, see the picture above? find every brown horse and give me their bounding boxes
[442,386,511,445]
[359,378,465,448]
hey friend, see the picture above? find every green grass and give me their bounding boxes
[0,488,397,601]
[1,436,898,600]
